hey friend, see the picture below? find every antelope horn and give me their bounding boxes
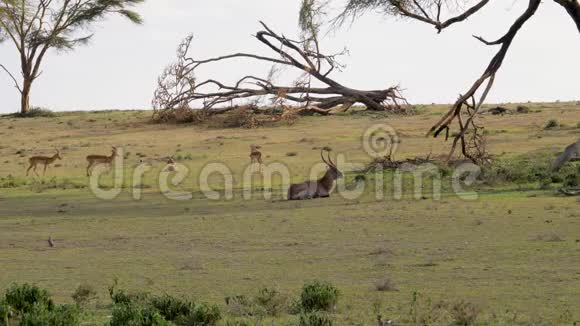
[327,151,336,167]
[320,149,328,165]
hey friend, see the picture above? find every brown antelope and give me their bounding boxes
[287,149,343,200]
[26,150,62,176]
[86,146,117,176]
[164,157,177,172]
[250,145,263,170]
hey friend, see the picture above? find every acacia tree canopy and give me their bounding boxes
[0,0,144,114]
[301,0,580,162]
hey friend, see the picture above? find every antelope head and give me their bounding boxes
[321,149,343,181]
[55,150,62,160]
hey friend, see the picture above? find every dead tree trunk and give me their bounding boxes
[152,22,408,117]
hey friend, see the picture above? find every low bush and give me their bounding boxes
[225,288,286,318]
[224,295,253,317]
[4,283,53,315]
[16,107,56,118]
[28,178,85,193]
[450,300,480,326]
[20,304,80,326]
[108,280,149,306]
[374,277,396,292]
[110,303,167,326]
[224,318,253,326]
[516,105,530,113]
[254,287,286,316]
[108,281,220,326]
[0,175,27,189]
[0,300,13,325]
[299,312,334,326]
[175,302,221,326]
[544,119,559,130]
[71,284,97,307]
[149,294,193,322]
[2,284,82,326]
[300,281,339,313]
[563,166,580,187]
[483,152,552,185]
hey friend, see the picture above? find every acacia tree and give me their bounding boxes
[0,0,144,114]
[301,0,580,162]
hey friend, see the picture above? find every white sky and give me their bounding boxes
[0,0,579,113]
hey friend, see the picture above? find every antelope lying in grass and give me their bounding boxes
[86,146,117,176]
[26,150,62,176]
[288,149,343,200]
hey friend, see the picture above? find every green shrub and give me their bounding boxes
[17,107,56,118]
[71,284,97,306]
[175,302,221,326]
[20,304,80,326]
[149,294,193,322]
[300,281,339,312]
[450,300,480,326]
[254,287,286,316]
[0,175,27,189]
[563,168,580,187]
[224,318,253,326]
[108,280,148,305]
[224,295,255,317]
[484,152,552,185]
[0,300,13,326]
[110,303,167,326]
[4,283,53,314]
[544,119,559,129]
[299,312,334,326]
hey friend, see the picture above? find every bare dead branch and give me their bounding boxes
[152,22,409,122]
[428,0,542,163]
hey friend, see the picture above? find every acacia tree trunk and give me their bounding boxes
[20,79,32,114]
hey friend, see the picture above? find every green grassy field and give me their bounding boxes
[0,103,579,325]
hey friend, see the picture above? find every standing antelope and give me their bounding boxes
[26,150,62,176]
[287,149,343,200]
[250,145,263,171]
[86,146,117,176]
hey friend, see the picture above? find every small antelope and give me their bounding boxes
[86,146,117,176]
[287,149,343,200]
[26,150,62,176]
[250,145,263,170]
[165,157,177,172]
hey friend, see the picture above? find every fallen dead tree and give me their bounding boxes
[152,22,409,124]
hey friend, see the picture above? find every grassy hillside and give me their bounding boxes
[0,102,579,325]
